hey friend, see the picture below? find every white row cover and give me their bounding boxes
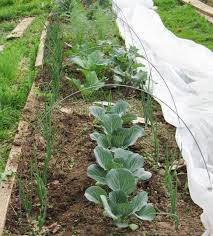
[112,0,213,235]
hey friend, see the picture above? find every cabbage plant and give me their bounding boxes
[85,99,155,230]
[71,50,110,75]
[90,100,144,149]
[87,147,152,184]
[71,70,105,97]
[90,124,144,149]
[89,100,138,124]
[70,41,147,90]
[110,46,147,87]
[85,168,156,228]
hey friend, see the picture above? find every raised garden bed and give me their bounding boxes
[1,1,205,235]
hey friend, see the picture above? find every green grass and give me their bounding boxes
[0,1,51,173]
[154,0,213,50]
[0,0,52,21]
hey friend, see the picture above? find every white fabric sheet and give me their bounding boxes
[112,1,213,235]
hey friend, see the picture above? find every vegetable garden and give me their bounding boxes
[1,0,212,235]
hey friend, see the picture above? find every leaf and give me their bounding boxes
[132,70,147,87]
[88,51,107,66]
[112,66,125,76]
[79,71,105,93]
[122,114,138,124]
[71,56,85,68]
[133,169,152,180]
[114,222,129,228]
[113,74,123,83]
[112,202,133,218]
[100,195,118,220]
[110,129,126,148]
[128,46,142,60]
[123,125,144,147]
[89,106,105,121]
[135,203,156,221]
[131,191,148,213]
[87,164,107,184]
[81,87,93,97]
[87,51,109,72]
[85,71,98,85]
[71,72,104,97]
[129,224,139,231]
[85,186,107,204]
[90,132,101,141]
[90,132,109,148]
[114,149,144,172]
[109,190,128,204]
[71,78,81,89]
[106,168,136,195]
[94,146,114,170]
[111,125,144,148]
[111,100,129,116]
[101,114,123,134]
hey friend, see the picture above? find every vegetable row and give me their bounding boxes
[85,100,156,229]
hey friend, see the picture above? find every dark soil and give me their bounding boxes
[4,84,204,236]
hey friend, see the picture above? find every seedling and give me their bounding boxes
[87,147,152,184]
[69,70,105,98]
[71,50,110,75]
[85,168,156,228]
[89,100,138,124]
[89,101,144,149]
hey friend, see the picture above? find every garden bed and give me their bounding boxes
[2,1,206,235]
[5,78,203,236]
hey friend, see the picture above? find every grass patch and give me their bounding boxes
[154,0,213,50]
[0,0,52,22]
[0,0,50,172]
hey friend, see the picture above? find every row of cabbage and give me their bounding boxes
[85,100,156,229]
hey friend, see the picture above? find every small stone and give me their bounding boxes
[52,180,59,185]
[60,107,73,114]
[47,222,61,234]
[129,224,139,231]
[159,169,165,176]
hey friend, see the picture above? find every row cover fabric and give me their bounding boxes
[112,0,213,235]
